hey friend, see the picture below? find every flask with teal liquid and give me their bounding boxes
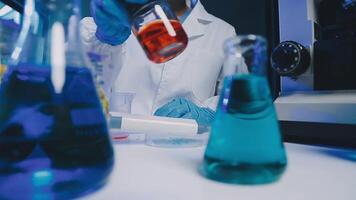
[200,35,287,184]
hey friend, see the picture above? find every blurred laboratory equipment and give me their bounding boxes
[108,93,209,146]
[109,92,135,141]
[200,35,287,184]
[109,92,135,114]
[106,90,208,146]
[0,16,20,83]
[86,51,110,115]
[271,41,311,77]
[0,0,114,199]
[273,0,356,148]
[110,111,208,147]
[130,0,188,63]
[0,2,21,23]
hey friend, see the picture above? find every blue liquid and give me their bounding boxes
[0,66,114,199]
[145,136,207,148]
[201,74,287,184]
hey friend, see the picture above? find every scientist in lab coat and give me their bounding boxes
[80,0,244,127]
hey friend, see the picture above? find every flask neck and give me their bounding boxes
[223,35,268,77]
[10,0,85,68]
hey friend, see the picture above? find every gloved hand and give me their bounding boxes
[90,0,148,45]
[154,98,215,127]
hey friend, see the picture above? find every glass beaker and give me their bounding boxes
[0,0,114,199]
[200,35,287,184]
[109,92,135,114]
[131,0,188,63]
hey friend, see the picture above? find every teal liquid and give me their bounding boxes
[201,74,287,184]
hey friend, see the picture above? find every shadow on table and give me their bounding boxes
[318,147,356,162]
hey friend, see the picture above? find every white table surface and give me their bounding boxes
[84,143,356,200]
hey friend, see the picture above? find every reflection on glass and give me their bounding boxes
[0,0,114,199]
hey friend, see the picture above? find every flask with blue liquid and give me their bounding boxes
[200,35,287,184]
[0,0,114,199]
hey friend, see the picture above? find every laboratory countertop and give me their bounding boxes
[84,143,356,200]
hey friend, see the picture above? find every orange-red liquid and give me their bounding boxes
[135,20,188,63]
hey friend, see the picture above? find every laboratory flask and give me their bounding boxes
[0,0,114,199]
[200,35,287,184]
[130,0,188,63]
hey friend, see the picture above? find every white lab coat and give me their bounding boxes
[80,1,243,116]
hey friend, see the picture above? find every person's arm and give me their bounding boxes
[80,17,126,95]
[79,0,148,95]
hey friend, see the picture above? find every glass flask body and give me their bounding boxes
[0,0,114,199]
[201,35,287,185]
[131,0,188,63]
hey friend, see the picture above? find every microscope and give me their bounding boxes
[271,0,356,147]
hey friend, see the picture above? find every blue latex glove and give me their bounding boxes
[90,0,148,45]
[154,98,215,127]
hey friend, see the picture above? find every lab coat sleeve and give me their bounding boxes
[79,17,126,96]
[202,26,248,111]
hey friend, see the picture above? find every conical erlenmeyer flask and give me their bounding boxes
[0,0,114,199]
[200,35,287,184]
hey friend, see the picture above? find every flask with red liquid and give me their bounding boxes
[129,0,188,63]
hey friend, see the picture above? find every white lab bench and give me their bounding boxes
[85,143,356,200]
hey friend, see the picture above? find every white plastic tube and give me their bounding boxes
[109,112,199,136]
